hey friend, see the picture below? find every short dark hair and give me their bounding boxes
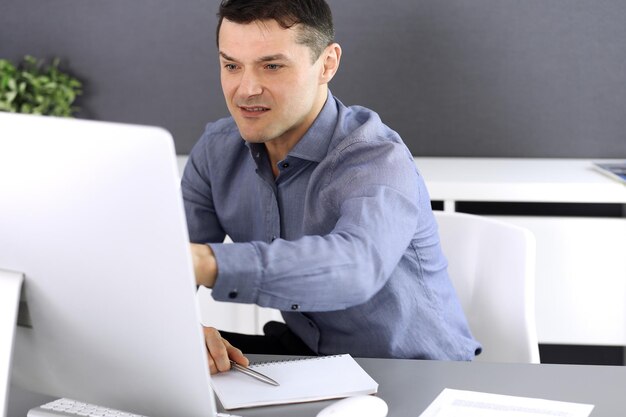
[217,0,335,62]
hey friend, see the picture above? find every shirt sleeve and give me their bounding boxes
[210,139,422,312]
[181,140,227,244]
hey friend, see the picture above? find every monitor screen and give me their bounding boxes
[0,113,216,417]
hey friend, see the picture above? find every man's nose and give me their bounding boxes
[237,69,263,97]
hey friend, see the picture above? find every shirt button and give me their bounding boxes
[281,162,289,169]
[228,290,238,299]
[291,304,299,311]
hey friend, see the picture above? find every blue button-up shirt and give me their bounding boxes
[182,92,480,360]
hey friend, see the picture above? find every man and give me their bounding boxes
[183,0,480,374]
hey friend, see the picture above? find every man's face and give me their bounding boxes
[218,19,327,147]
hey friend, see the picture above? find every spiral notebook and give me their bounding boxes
[210,354,378,410]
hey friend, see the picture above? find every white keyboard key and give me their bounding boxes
[28,398,242,417]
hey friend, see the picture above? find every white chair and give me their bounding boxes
[433,211,540,363]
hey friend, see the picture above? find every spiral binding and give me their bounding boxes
[250,354,345,368]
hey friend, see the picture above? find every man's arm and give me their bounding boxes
[191,243,218,288]
[191,244,250,372]
[204,141,421,312]
[192,246,251,373]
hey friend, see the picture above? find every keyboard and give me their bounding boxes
[28,398,242,417]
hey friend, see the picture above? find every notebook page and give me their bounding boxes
[211,354,378,410]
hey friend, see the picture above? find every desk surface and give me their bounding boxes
[227,355,626,417]
[414,157,626,203]
[9,356,626,416]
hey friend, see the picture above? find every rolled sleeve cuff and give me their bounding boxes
[209,242,262,304]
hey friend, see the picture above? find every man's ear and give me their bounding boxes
[319,43,342,84]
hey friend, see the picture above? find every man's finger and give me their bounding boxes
[203,327,230,372]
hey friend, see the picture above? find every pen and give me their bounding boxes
[229,360,280,386]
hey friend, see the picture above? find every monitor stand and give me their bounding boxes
[0,269,24,417]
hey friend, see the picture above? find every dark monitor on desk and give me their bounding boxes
[0,113,217,417]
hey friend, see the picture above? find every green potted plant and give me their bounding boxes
[0,55,82,117]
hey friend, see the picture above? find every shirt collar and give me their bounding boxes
[288,91,338,163]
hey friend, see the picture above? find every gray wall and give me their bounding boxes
[2,0,625,157]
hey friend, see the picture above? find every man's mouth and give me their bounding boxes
[239,105,270,115]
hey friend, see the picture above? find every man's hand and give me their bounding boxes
[203,326,249,374]
[190,243,218,288]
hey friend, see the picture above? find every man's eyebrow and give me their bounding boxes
[219,51,290,63]
[257,54,289,63]
[219,51,237,62]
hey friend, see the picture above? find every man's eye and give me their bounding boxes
[265,64,281,70]
[224,64,238,71]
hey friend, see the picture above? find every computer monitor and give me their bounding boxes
[0,113,217,417]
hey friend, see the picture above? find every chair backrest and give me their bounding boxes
[434,211,540,363]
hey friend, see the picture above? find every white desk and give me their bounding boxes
[416,157,626,346]
[414,157,626,209]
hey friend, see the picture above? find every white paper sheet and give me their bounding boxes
[419,389,594,417]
